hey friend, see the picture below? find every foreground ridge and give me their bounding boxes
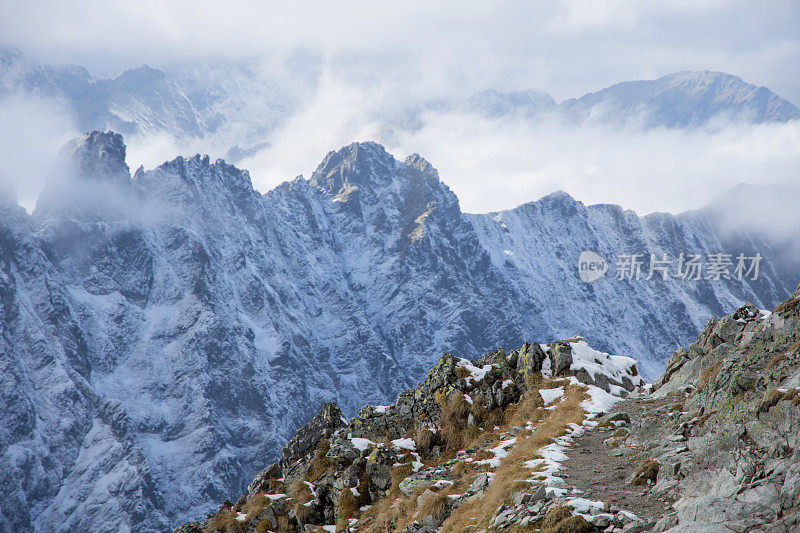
[176,338,643,532]
[560,290,800,532]
[177,285,800,533]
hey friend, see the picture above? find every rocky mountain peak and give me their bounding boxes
[561,70,800,127]
[33,131,134,222]
[309,141,396,196]
[403,153,439,181]
[62,130,131,184]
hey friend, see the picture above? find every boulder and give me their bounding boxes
[550,342,573,376]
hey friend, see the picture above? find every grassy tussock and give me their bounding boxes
[764,353,787,371]
[455,365,472,380]
[206,493,274,533]
[204,509,241,533]
[698,360,723,391]
[253,513,292,533]
[415,490,449,522]
[544,514,594,533]
[441,384,589,533]
[631,459,660,486]
[541,505,573,528]
[288,478,314,523]
[359,483,460,533]
[305,438,332,482]
[758,388,788,414]
[414,427,438,457]
[441,391,473,451]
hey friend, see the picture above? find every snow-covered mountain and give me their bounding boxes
[0,49,293,160]
[559,71,800,127]
[0,132,795,531]
[397,71,800,130]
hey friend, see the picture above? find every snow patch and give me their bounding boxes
[349,437,375,452]
[539,386,564,406]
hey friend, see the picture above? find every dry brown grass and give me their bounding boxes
[452,460,476,478]
[287,478,314,524]
[414,490,449,522]
[441,391,472,451]
[255,515,292,533]
[305,438,332,482]
[541,505,573,528]
[206,495,274,533]
[338,488,359,521]
[758,388,786,414]
[441,384,589,533]
[359,481,461,533]
[260,477,285,495]
[698,360,723,391]
[414,427,438,457]
[239,494,268,521]
[288,479,313,501]
[204,509,242,533]
[504,388,544,429]
[764,353,787,371]
[545,514,594,533]
[525,372,544,388]
[455,365,472,380]
[356,463,414,532]
[631,459,660,486]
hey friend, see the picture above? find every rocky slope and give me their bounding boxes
[176,337,645,532]
[0,131,796,531]
[183,287,800,532]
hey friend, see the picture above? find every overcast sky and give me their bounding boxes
[4,0,800,102]
[2,0,799,214]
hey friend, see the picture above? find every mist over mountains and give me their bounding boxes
[2,47,798,168]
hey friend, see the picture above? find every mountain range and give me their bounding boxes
[0,128,796,531]
[3,47,799,164]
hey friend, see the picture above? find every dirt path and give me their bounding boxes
[561,394,675,521]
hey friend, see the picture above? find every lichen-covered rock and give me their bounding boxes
[516,342,547,377]
[550,342,574,376]
[247,462,282,495]
[366,446,398,493]
[280,402,346,469]
[639,298,800,532]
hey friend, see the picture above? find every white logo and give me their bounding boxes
[578,251,608,282]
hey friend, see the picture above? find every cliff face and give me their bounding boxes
[181,288,800,533]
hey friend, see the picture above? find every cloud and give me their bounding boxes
[3,1,799,102]
[0,94,77,210]
[385,110,800,215]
